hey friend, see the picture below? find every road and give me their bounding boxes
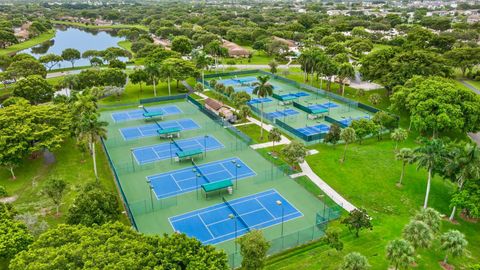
[460,80,480,145]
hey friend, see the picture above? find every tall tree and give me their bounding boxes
[129,68,149,92]
[337,62,355,96]
[77,113,108,180]
[341,208,372,238]
[391,128,408,151]
[61,48,81,68]
[269,60,278,74]
[6,59,47,79]
[440,230,468,265]
[144,62,160,96]
[12,75,54,104]
[324,124,341,148]
[442,143,480,220]
[385,239,415,270]
[340,127,356,163]
[268,127,282,153]
[193,51,212,86]
[0,203,33,261]
[395,148,414,186]
[171,35,192,55]
[39,53,63,71]
[282,141,307,169]
[42,178,68,216]
[238,230,270,270]
[414,139,446,208]
[252,75,274,139]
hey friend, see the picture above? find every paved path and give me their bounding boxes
[299,161,357,212]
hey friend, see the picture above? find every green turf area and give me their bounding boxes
[0,139,128,226]
[222,48,277,65]
[52,20,148,31]
[100,100,338,267]
[99,79,194,105]
[0,30,56,56]
[235,123,270,144]
[118,40,133,54]
[264,136,480,269]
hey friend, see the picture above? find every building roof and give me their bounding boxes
[205,98,223,111]
[222,39,250,56]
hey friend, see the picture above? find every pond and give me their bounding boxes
[21,26,127,70]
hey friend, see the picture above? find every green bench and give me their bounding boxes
[201,179,233,198]
[175,148,203,162]
[157,127,181,138]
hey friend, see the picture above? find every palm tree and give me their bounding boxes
[440,230,468,264]
[159,60,176,96]
[391,128,408,151]
[193,51,211,86]
[268,127,282,154]
[340,127,356,163]
[238,105,251,120]
[314,52,329,89]
[402,220,433,249]
[443,143,480,220]
[79,113,108,181]
[414,207,441,234]
[144,62,160,96]
[252,75,273,139]
[386,239,415,270]
[205,40,224,69]
[341,252,370,270]
[395,148,414,186]
[337,62,355,96]
[414,139,445,208]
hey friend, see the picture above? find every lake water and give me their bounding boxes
[21,26,127,70]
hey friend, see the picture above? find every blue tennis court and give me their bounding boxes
[308,102,339,111]
[120,119,199,141]
[265,109,299,119]
[278,92,310,100]
[169,189,303,244]
[133,135,224,164]
[339,116,370,126]
[297,124,330,136]
[248,98,272,105]
[147,157,255,199]
[111,105,182,123]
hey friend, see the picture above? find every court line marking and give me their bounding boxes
[197,214,215,239]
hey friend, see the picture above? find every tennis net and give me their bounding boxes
[192,160,209,182]
[223,196,250,232]
[171,138,182,150]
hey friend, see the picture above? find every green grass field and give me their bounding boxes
[235,123,271,144]
[0,30,56,56]
[0,139,128,226]
[118,40,133,54]
[265,136,480,269]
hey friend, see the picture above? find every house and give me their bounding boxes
[151,35,171,49]
[204,98,235,122]
[222,39,250,58]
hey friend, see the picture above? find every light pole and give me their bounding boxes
[193,168,198,199]
[229,214,238,253]
[169,141,173,163]
[147,179,153,211]
[276,200,284,247]
[231,160,241,189]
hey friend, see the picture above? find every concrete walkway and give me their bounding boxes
[460,80,480,145]
[299,161,356,212]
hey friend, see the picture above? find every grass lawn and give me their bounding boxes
[0,30,56,56]
[118,40,133,54]
[0,139,129,226]
[221,47,277,65]
[99,78,194,105]
[235,123,271,144]
[52,20,148,31]
[372,43,392,52]
[265,135,480,269]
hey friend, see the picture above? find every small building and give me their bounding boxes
[204,98,235,122]
[222,39,250,58]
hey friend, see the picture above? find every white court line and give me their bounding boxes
[254,198,276,219]
[198,214,215,239]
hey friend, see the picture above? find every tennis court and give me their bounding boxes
[147,157,255,199]
[338,115,371,127]
[308,102,339,111]
[297,124,330,136]
[265,109,299,119]
[169,189,303,244]
[132,135,224,164]
[247,98,272,105]
[120,119,200,141]
[111,105,182,123]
